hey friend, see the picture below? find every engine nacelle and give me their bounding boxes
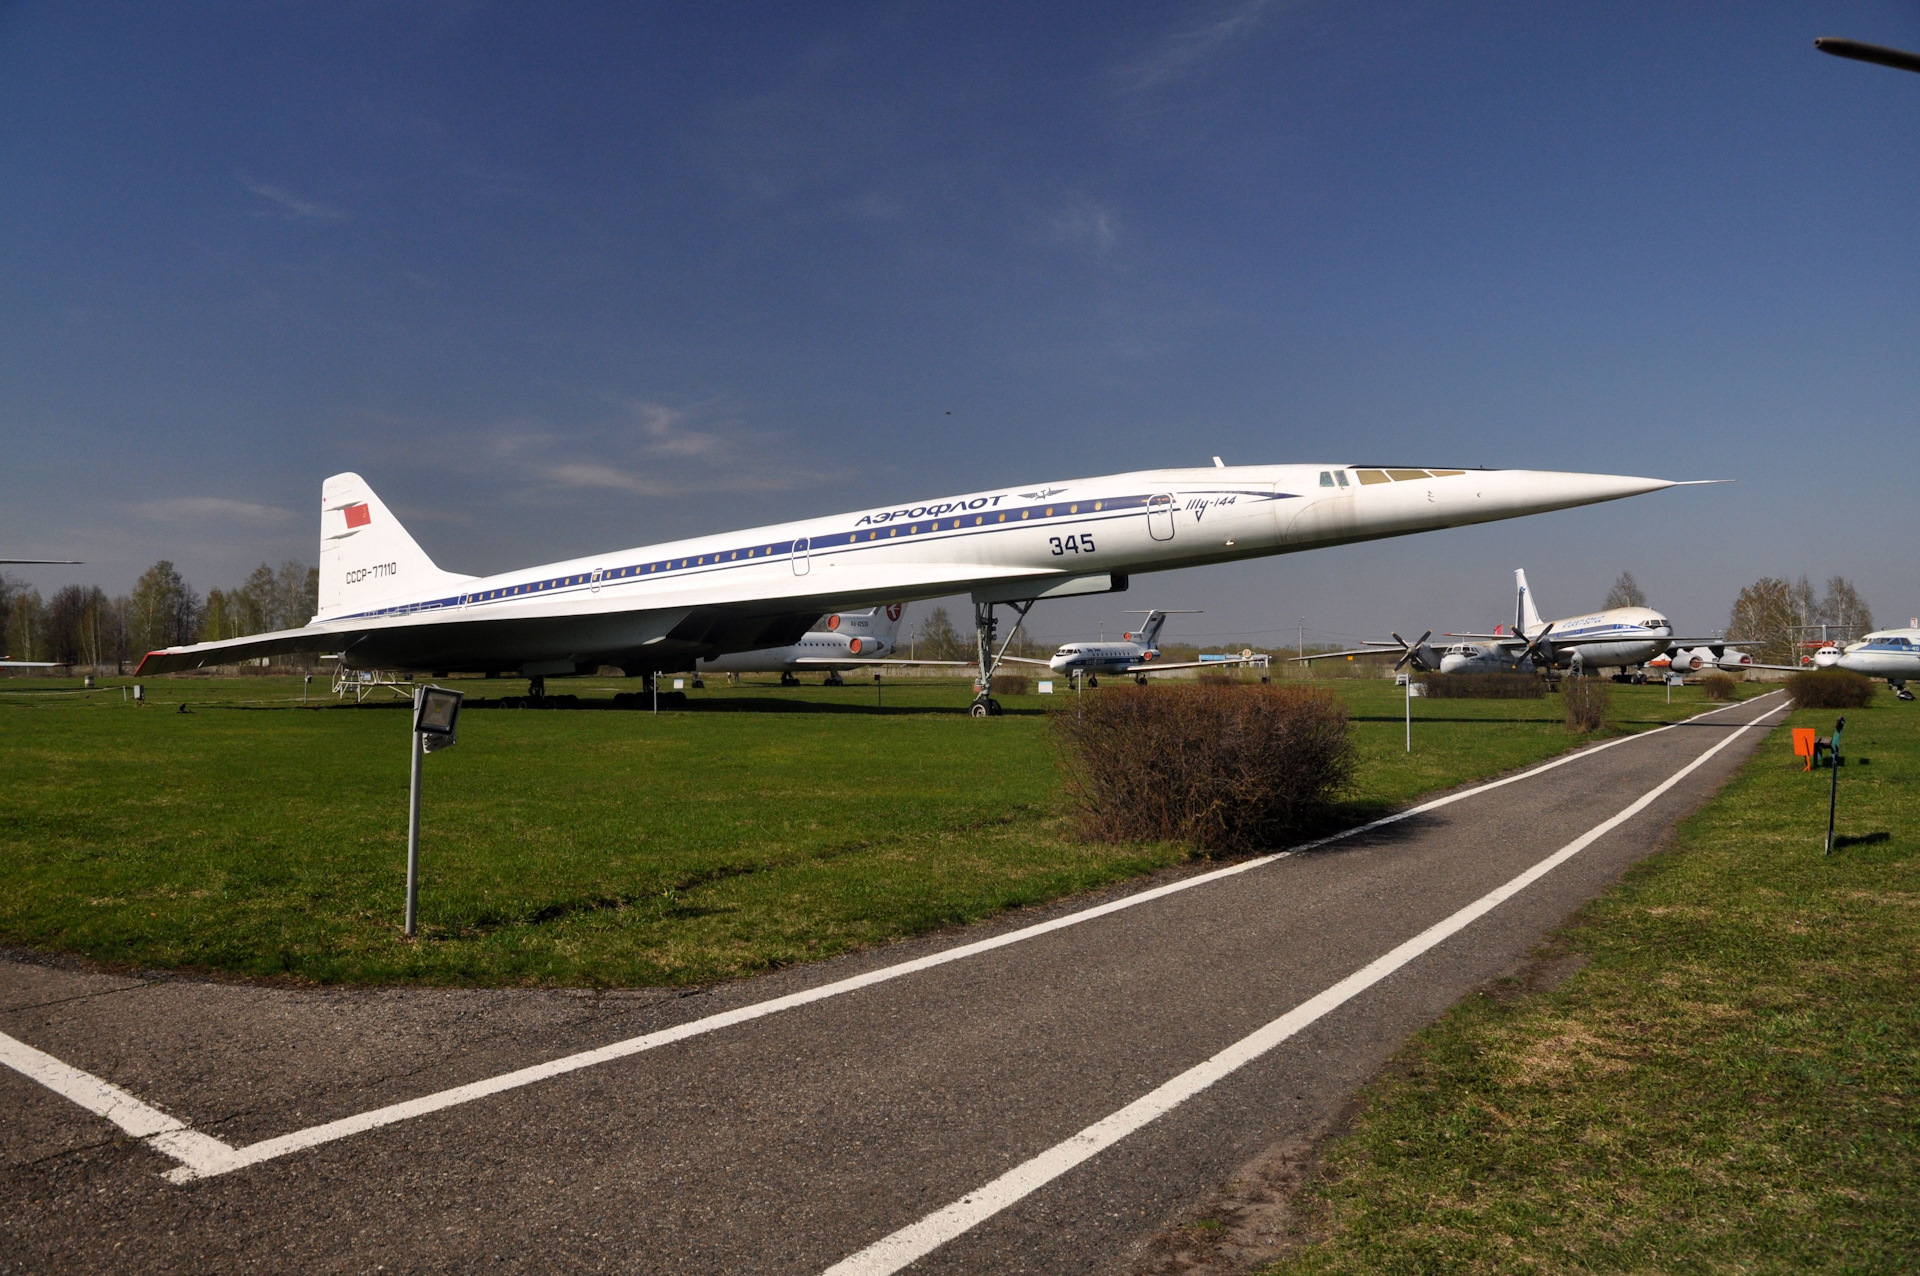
[1715,648,1753,671]
[1666,646,1708,674]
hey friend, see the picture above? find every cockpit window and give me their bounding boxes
[1319,471,1334,487]
[1649,617,1668,628]
[1334,471,1349,488]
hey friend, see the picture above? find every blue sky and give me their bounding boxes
[2,2,1916,647]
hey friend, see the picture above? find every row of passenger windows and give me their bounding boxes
[1319,468,1466,487]
[369,498,1144,615]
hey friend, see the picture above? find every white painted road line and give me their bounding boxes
[0,694,1779,1184]
[818,700,1790,1276]
[0,1029,240,1177]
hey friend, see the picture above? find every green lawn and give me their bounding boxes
[1,673,1727,988]
[1265,691,1919,1273]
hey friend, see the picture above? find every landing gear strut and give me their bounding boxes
[779,672,800,687]
[825,671,845,687]
[528,675,546,700]
[970,598,1036,718]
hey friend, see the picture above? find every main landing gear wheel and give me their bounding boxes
[969,698,1003,717]
[779,672,800,687]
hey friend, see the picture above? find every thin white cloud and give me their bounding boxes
[1050,195,1122,253]
[237,174,349,222]
[1112,0,1276,95]
[480,397,841,501]
[137,497,296,524]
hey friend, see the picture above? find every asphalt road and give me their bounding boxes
[2,693,1785,1274]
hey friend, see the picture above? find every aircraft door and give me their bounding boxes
[1147,493,1176,541]
[792,536,811,576]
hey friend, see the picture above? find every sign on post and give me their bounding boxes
[405,685,464,937]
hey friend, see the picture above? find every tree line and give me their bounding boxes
[1607,569,1874,665]
[1,560,318,671]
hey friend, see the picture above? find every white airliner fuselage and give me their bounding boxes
[138,464,1698,688]
[1813,628,1920,698]
[697,605,901,677]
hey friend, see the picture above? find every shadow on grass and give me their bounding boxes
[1832,831,1891,850]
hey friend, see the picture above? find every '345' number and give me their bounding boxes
[1049,534,1095,556]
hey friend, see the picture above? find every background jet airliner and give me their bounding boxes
[1000,609,1251,684]
[136,464,1702,712]
[698,603,923,684]
[1737,626,1920,699]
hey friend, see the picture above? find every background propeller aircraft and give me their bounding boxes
[1296,567,1745,681]
[135,465,1702,713]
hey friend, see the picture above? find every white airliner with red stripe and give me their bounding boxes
[137,464,1706,710]
[696,603,916,682]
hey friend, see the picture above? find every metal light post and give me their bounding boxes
[1825,716,1846,855]
[405,685,464,937]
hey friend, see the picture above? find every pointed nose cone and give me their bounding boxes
[1464,470,1703,523]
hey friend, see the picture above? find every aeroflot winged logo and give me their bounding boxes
[1018,487,1069,500]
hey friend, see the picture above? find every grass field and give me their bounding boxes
[3,672,1730,988]
[1265,692,1919,1273]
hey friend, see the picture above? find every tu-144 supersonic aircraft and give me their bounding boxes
[137,464,1709,715]
[1296,568,1741,680]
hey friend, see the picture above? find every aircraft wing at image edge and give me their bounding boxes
[135,465,1705,677]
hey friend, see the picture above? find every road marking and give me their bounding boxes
[0,1030,240,1177]
[819,698,1790,1275]
[0,694,1780,1183]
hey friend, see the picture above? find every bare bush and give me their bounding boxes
[1051,684,1355,854]
[1788,670,1875,709]
[1562,677,1611,733]
[989,674,1029,696]
[1697,672,1740,702]
[1422,672,1544,699]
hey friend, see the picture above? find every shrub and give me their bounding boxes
[1051,683,1355,853]
[1697,672,1740,702]
[988,674,1029,696]
[1787,669,1875,709]
[1422,672,1545,699]
[1562,677,1611,733]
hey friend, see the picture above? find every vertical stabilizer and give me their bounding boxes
[1138,610,1170,648]
[875,602,907,642]
[1514,569,1546,634]
[317,473,473,620]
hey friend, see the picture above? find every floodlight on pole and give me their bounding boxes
[404,684,464,937]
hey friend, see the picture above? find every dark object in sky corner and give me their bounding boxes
[1814,37,1920,75]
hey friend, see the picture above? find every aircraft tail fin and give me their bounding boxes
[876,602,907,642]
[317,473,473,619]
[1514,568,1546,635]
[1137,610,1170,648]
